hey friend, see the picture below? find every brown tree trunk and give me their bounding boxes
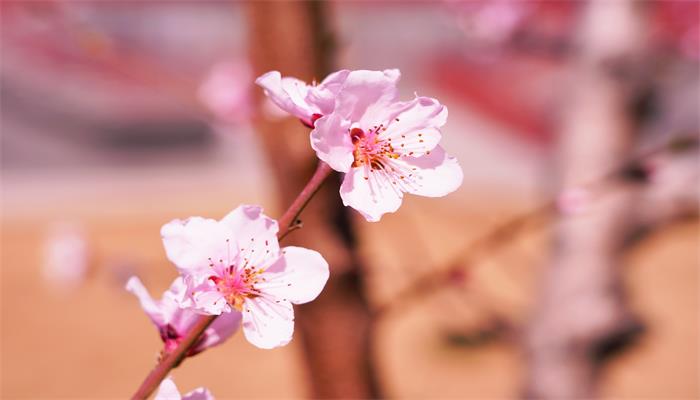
[247,2,381,398]
[525,1,649,398]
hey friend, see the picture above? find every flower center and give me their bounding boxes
[350,125,399,169]
[210,265,264,312]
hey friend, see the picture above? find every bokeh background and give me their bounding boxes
[1,1,698,399]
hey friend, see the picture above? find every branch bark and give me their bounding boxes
[524,1,650,398]
[248,2,381,398]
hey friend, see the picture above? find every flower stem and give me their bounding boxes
[131,161,334,399]
[131,315,216,399]
[278,161,333,240]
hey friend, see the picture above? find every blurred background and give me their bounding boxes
[1,1,698,399]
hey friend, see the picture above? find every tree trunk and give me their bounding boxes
[247,2,381,398]
[525,1,649,398]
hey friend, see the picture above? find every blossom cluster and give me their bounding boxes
[257,69,463,221]
[127,68,462,394]
[129,205,329,351]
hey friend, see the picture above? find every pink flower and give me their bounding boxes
[125,276,241,356]
[255,70,350,127]
[161,205,329,349]
[42,222,89,290]
[198,60,253,124]
[556,187,590,216]
[155,377,213,400]
[310,69,463,221]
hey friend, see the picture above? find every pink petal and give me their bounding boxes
[335,69,401,126]
[340,166,403,222]
[42,223,88,290]
[155,377,214,400]
[128,276,239,352]
[307,69,350,115]
[161,217,234,276]
[196,311,242,352]
[401,145,463,197]
[320,69,352,90]
[219,205,279,267]
[260,246,329,304]
[556,187,590,215]
[198,60,252,124]
[125,276,166,327]
[255,71,316,120]
[382,96,447,156]
[182,387,215,400]
[181,275,230,315]
[155,377,182,400]
[310,114,354,172]
[241,297,294,349]
[162,277,201,333]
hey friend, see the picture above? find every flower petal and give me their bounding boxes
[335,69,401,126]
[307,69,350,115]
[242,297,295,349]
[381,96,447,156]
[402,145,463,197]
[255,71,316,120]
[320,69,351,90]
[340,166,403,222]
[161,217,233,275]
[196,311,242,352]
[162,277,201,334]
[180,275,230,315]
[260,246,329,304]
[310,114,354,172]
[125,276,166,327]
[155,377,182,400]
[155,377,214,400]
[182,387,214,400]
[220,205,280,267]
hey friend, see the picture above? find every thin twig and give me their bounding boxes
[278,162,333,240]
[373,135,697,318]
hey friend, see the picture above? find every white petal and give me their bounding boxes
[320,69,351,90]
[193,291,229,315]
[125,276,166,327]
[260,246,329,304]
[155,378,214,400]
[182,388,214,400]
[381,96,447,156]
[161,217,233,275]
[340,166,403,222]
[181,275,230,315]
[402,145,463,197]
[219,205,279,268]
[242,297,294,349]
[335,69,401,125]
[197,311,242,351]
[161,277,201,333]
[255,71,316,120]
[155,377,182,400]
[307,69,350,115]
[310,114,354,173]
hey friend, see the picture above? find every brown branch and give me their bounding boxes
[278,162,333,241]
[372,204,551,319]
[372,133,697,320]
